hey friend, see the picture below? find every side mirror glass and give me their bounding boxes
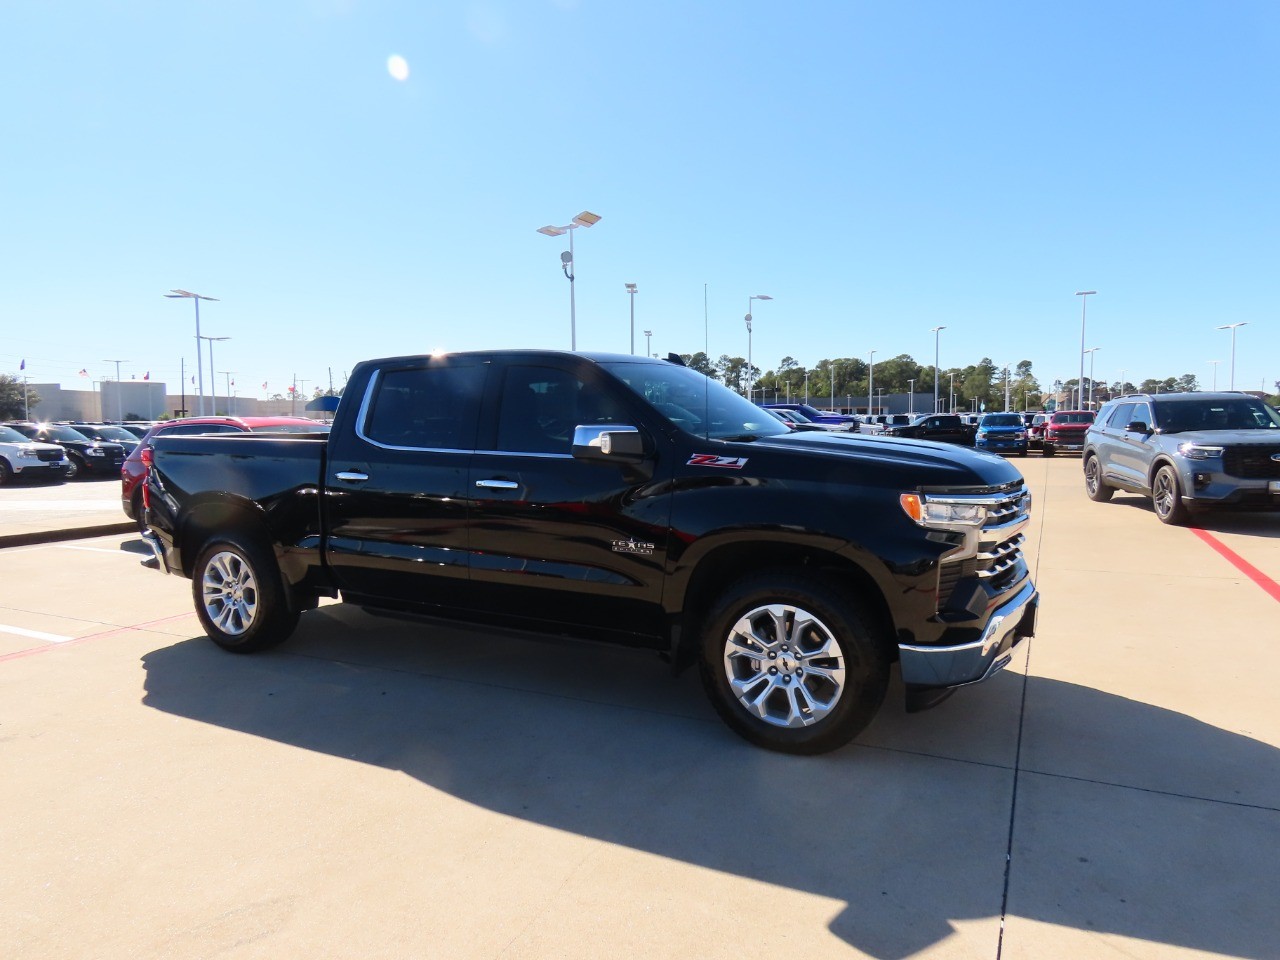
[1126,420,1151,434]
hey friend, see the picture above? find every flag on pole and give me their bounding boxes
[19,359,24,371]
[78,368,88,377]
[143,372,150,381]
[191,376,195,384]
[262,382,267,390]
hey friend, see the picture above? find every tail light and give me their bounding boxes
[140,446,153,510]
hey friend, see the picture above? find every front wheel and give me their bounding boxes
[0,459,12,486]
[192,537,299,653]
[1042,445,1055,457]
[1152,465,1189,525]
[699,572,889,755]
[65,454,83,480]
[1084,455,1114,502]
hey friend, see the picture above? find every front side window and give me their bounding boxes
[601,360,789,441]
[363,364,485,450]
[1154,398,1280,433]
[494,365,613,455]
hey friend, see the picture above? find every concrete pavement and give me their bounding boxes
[0,457,1277,959]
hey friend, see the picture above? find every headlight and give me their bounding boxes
[86,447,105,457]
[1178,443,1224,460]
[18,448,39,459]
[1012,431,1026,439]
[900,494,988,527]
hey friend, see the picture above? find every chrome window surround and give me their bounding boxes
[355,367,477,454]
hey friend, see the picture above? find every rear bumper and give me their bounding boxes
[140,530,171,575]
[898,580,1038,688]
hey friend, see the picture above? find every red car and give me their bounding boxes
[1041,410,1095,456]
[121,416,326,531]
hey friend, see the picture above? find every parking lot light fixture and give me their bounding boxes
[101,359,129,421]
[537,211,601,351]
[745,295,772,400]
[1215,322,1247,390]
[1083,347,1101,409]
[1075,291,1096,409]
[198,336,230,414]
[624,283,638,354]
[868,350,877,415]
[165,289,219,415]
[931,326,946,412]
[1207,360,1221,391]
[643,329,652,358]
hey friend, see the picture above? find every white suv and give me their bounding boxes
[0,424,68,484]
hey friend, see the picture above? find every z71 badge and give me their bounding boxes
[687,454,748,469]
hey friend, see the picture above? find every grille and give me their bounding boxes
[36,450,63,462]
[1222,447,1280,480]
[937,487,1030,610]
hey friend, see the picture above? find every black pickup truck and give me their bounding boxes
[142,351,1037,754]
[882,414,977,445]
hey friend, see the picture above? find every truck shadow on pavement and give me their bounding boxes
[1102,495,1280,538]
[140,610,1279,959]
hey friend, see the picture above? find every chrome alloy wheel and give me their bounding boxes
[1085,458,1101,495]
[722,603,847,728]
[1153,470,1177,520]
[201,551,259,636]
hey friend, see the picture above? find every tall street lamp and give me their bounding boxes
[165,289,218,415]
[908,378,916,415]
[101,358,129,421]
[1083,347,1101,409]
[745,295,772,400]
[624,283,638,354]
[1075,290,1096,410]
[949,371,956,413]
[1216,322,1247,389]
[199,335,230,414]
[931,325,946,412]
[537,211,601,351]
[643,329,652,359]
[1207,359,1221,391]
[867,350,877,414]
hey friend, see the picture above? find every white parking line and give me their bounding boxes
[54,545,132,556]
[0,624,73,643]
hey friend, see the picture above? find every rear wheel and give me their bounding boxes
[1152,465,1189,525]
[1084,455,1114,502]
[192,537,299,653]
[699,572,889,755]
[130,489,147,534]
[1042,445,1055,457]
[0,459,12,486]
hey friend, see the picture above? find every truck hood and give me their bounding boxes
[751,430,1024,489]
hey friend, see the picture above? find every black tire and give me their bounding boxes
[1152,464,1189,526]
[0,459,12,486]
[1042,445,1055,457]
[131,489,147,534]
[698,571,890,755]
[65,453,84,480]
[191,536,300,653]
[1084,455,1114,502]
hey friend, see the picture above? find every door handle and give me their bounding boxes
[335,471,369,483]
[476,479,519,490]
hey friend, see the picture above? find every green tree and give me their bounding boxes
[679,352,715,376]
[0,374,39,419]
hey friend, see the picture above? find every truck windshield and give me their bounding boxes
[601,361,790,441]
[982,414,1022,426]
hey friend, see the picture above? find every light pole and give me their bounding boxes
[221,372,237,415]
[908,378,916,415]
[624,283,638,354]
[101,358,129,421]
[1118,368,1127,397]
[198,336,230,414]
[1075,290,1096,410]
[537,211,601,351]
[164,289,218,415]
[867,350,877,414]
[804,370,810,403]
[745,295,772,401]
[1216,322,1247,389]
[643,329,652,359]
[931,325,946,412]
[949,371,956,413]
[1083,347,1100,409]
[1208,360,1221,391]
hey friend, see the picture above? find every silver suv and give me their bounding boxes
[1082,392,1280,524]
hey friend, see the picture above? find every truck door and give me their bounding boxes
[322,358,487,609]
[465,360,672,645]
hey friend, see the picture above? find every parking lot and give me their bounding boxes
[2,457,1277,960]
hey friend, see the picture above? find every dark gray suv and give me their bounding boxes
[1083,392,1280,524]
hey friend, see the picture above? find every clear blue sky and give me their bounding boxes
[2,1,1277,398]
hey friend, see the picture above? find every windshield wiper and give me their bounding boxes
[720,434,759,442]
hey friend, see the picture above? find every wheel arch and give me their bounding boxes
[669,538,897,674]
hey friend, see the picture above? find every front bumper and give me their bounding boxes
[898,580,1038,688]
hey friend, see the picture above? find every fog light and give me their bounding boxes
[1193,472,1211,489]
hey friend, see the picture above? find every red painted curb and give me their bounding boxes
[1191,527,1280,604]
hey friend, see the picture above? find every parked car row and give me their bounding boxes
[0,422,129,482]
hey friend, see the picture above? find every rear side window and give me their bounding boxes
[158,423,243,437]
[363,365,485,450]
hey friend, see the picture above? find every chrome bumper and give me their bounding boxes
[898,580,1037,688]
[140,530,171,575]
